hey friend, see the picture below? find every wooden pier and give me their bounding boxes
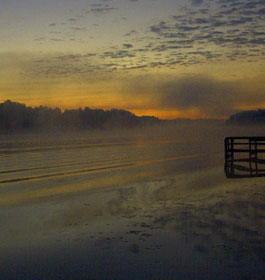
[224,137,265,178]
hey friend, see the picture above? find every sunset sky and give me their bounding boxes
[0,0,264,119]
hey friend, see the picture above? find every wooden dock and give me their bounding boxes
[224,137,265,178]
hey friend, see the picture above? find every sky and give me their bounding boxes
[0,0,264,119]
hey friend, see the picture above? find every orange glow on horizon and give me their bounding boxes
[0,97,261,121]
[0,98,227,120]
[129,108,227,120]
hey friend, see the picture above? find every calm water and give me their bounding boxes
[0,127,264,279]
[0,128,223,205]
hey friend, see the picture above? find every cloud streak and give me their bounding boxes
[122,73,265,117]
[41,0,264,72]
[146,0,265,65]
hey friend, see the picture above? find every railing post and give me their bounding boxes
[255,138,258,175]
[249,138,252,176]
[224,136,265,178]
[231,138,234,177]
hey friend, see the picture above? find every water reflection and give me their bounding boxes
[1,166,264,279]
[1,129,265,279]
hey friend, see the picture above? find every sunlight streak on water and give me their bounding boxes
[0,153,209,205]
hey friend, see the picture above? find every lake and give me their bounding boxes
[0,124,264,279]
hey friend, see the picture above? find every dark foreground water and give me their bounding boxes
[0,126,264,279]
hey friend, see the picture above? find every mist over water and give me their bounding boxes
[0,122,264,279]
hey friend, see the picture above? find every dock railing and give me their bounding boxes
[224,137,265,178]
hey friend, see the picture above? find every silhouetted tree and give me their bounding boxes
[0,100,161,132]
[228,109,265,125]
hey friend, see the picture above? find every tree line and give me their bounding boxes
[0,100,160,131]
[227,109,265,125]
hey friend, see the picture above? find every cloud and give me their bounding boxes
[50,38,64,42]
[159,75,240,115]
[124,30,137,36]
[34,37,46,42]
[123,73,265,117]
[90,7,116,13]
[19,53,103,80]
[123,44,133,48]
[70,27,86,31]
[145,0,265,65]
[124,65,147,70]
[67,18,79,22]
[190,0,204,6]
[101,50,135,59]
[86,3,118,15]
